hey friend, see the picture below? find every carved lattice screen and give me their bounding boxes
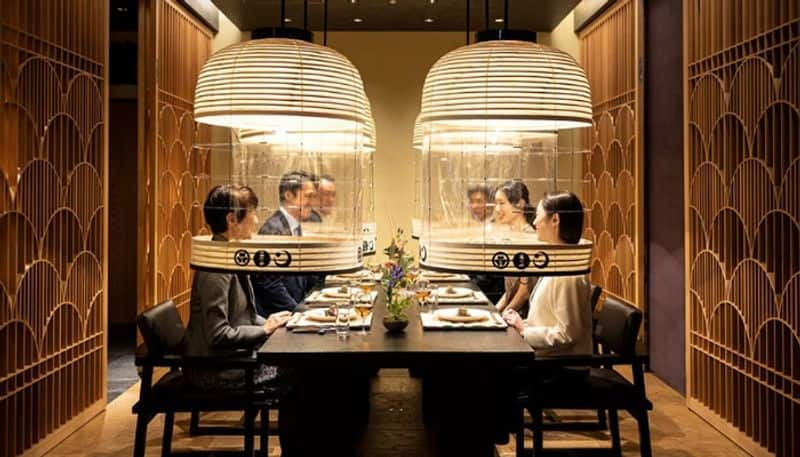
[684,1,800,456]
[579,0,645,310]
[0,1,108,456]
[139,0,212,320]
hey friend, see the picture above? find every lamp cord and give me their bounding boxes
[466,0,470,44]
[324,0,328,45]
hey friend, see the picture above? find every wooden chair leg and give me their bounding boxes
[608,409,621,457]
[133,413,151,457]
[189,410,200,435]
[244,408,256,457]
[531,407,544,457]
[597,408,607,429]
[636,411,652,457]
[161,412,174,457]
[515,406,525,457]
[260,407,270,457]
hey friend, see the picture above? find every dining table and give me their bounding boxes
[258,281,536,456]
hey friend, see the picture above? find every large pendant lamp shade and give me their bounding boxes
[194,38,370,132]
[420,40,592,132]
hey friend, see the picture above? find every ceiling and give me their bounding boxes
[211,0,580,32]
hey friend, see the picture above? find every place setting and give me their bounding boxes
[420,306,507,330]
[303,282,378,307]
[287,303,374,334]
[417,271,471,283]
[325,267,381,285]
[430,285,491,305]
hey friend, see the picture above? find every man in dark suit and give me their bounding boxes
[252,171,321,317]
[466,183,506,303]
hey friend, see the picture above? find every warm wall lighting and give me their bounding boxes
[194,38,370,132]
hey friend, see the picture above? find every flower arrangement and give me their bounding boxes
[380,227,415,322]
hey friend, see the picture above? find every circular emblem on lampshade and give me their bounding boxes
[420,40,592,131]
[194,38,370,132]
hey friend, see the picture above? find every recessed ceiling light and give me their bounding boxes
[429,0,436,4]
[389,0,397,4]
[284,18,292,23]
[424,18,434,23]
[353,18,363,23]
[494,18,504,23]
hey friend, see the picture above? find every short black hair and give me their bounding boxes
[467,183,491,200]
[497,180,534,226]
[278,171,312,203]
[540,191,584,244]
[203,184,259,234]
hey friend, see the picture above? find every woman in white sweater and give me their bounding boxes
[503,191,592,358]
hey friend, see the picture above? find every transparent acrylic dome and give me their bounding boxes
[189,126,369,273]
[417,125,594,276]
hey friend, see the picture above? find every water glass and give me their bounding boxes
[335,302,351,340]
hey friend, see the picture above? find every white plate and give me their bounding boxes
[303,307,356,323]
[435,286,473,299]
[321,286,357,298]
[434,307,490,323]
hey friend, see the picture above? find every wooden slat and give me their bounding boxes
[137,0,212,325]
[0,1,108,456]
[684,1,800,456]
[578,0,645,317]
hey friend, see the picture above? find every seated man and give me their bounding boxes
[252,171,320,317]
[305,174,336,223]
[466,183,505,303]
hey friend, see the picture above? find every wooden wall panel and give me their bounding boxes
[579,0,645,311]
[138,0,212,320]
[0,1,108,456]
[684,1,800,456]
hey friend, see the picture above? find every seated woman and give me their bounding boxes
[184,184,292,391]
[503,191,592,361]
[493,180,537,315]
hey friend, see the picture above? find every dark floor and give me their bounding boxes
[107,324,138,402]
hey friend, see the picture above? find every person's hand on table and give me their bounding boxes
[264,311,292,334]
[502,309,525,333]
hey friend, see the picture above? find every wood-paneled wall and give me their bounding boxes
[138,0,212,320]
[0,1,108,456]
[579,0,645,310]
[684,1,800,456]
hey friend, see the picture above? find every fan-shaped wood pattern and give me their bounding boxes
[138,0,213,325]
[0,2,107,454]
[686,3,800,454]
[579,0,643,312]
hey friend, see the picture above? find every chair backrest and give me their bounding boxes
[136,300,186,356]
[594,295,642,357]
[589,284,603,312]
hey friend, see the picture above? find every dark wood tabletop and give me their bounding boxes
[257,282,535,368]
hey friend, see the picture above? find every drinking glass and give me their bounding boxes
[415,278,432,313]
[354,303,372,335]
[335,301,351,341]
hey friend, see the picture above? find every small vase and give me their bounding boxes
[382,316,409,333]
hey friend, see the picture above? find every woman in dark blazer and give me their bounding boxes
[184,184,291,391]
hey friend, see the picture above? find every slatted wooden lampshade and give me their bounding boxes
[420,40,592,132]
[194,38,370,132]
[416,39,594,276]
[190,38,373,274]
